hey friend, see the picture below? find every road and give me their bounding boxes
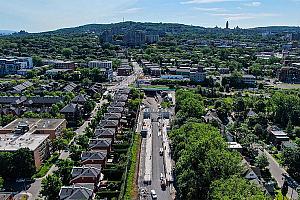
[24,61,142,200]
[139,97,172,200]
[259,149,298,199]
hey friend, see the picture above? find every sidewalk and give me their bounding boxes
[259,149,298,199]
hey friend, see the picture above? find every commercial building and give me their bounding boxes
[0,57,33,75]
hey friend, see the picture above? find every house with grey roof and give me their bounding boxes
[98,120,119,132]
[72,94,87,105]
[60,103,82,125]
[89,139,112,153]
[59,186,94,200]
[81,151,107,167]
[103,113,122,121]
[94,128,115,142]
[70,166,102,187]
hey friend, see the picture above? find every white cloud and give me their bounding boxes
[119,7,143,14]
[194,7,227,11]
[181,0,241,4]
[243,1,261,7]
[211,12,279,20]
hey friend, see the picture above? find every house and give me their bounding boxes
[88,83,103,97]
[107,106,124,114]
[0,193,14,200]
[70,166,102,186]
[281,141,297,150]
[150,68,161,77]
[247,109,257,118]
[176,68,190,78]
[89,139,112,153]
[94,128,115,142]
[72,94,87,105]
[60,103,82,125]
[59,186,94,200]
[81,151,107,167]
[227,142,243,153]
[242,75,256,85]
[267,126,290,145]
[118,67,132,76]
[103,113,122,121]
[110,102,126,108]
[244,167,262,181]
[64,82,77,92]
[114,94,128,102]
[98,120,119,132]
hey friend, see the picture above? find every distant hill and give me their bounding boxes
[0,30,16,35]
[40,21,206,35]
[38,22,300,37]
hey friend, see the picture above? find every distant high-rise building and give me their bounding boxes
[123,30,146,46]
[101,30,113,43]
[226,21,229,29]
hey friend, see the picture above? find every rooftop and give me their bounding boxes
[0,132,49,151]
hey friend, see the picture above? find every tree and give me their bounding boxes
[40,175,62,200]
[0,176,4,190]
[169,122,242,199]
[52,138,68,152]
[281,180,289,197]
[282,147,300,181]
[11,148,36,179]
[84,100,96,114]
[210,176,269,200]
[32,55,43,67]
[62,48,73,59]
[56,159,74,185]
[255,154,269,170]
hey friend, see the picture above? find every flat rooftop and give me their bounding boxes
[0,132,49,151]
[1,118,66,132]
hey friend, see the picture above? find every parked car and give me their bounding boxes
[151,189,158,199]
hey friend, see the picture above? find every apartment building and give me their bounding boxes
[88,61,113,81]
[0,57,33,75]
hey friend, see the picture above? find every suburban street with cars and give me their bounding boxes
[138,94,175,200]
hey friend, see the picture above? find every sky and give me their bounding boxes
[0,0,300,32]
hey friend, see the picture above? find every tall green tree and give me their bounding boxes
[41,175,62,200]
[210,176,270,200]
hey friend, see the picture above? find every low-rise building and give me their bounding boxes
[59,186,95,200]
[81,151,107,167]
[242,75,256,85]
[0,118,66,168]
[89,139,112,153]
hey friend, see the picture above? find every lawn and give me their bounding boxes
[123,133,141,200]
[32,152,59,179]
[275,190,289,200]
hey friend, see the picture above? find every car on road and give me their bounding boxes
[151,189,158,199]
[160,173,164,180]
[159,148,164,156]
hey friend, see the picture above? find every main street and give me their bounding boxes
[139,96,173,200]
[24,61,142,200]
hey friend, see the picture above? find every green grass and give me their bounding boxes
[124,133,141,200]
[275,190,289,200]
[32,152,59,179]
